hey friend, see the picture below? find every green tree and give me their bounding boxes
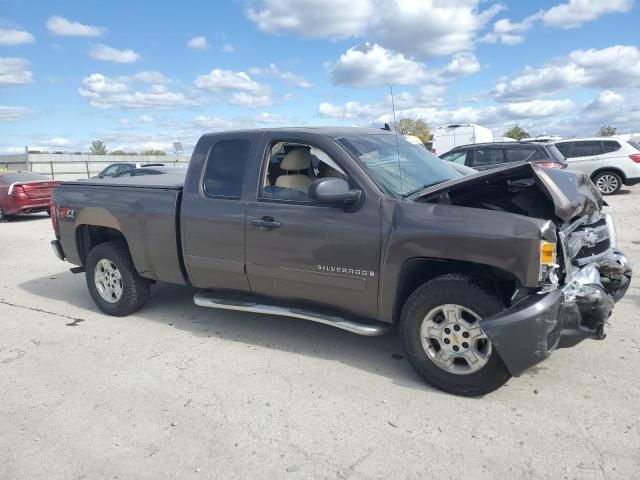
[141,149,166,156]
[504,125,530,140]
[110,150,137,155]
[597,125,617,137]
[395,118,432,145]
[90,140,108,155]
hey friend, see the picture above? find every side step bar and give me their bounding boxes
[194,291,391,337]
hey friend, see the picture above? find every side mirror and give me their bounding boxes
[309,177,362,207]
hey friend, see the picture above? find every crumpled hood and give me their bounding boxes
[416,163,603,222]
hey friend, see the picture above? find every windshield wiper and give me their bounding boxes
[402,181,444,198]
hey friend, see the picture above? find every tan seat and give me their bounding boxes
[276,148,312,193]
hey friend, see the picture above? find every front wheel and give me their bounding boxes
[593,171,622,195]
[85,241,151,316]
[400,274,511,396]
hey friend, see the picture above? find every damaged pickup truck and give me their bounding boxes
[50,128,632,396]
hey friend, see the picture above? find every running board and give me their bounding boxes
[193,291,391,336]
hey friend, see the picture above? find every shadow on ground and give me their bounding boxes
[20,270,434,393]
[1,213,50,223]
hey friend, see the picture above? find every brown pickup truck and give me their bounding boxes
[50,127,632,396]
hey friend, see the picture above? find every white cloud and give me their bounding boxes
[502,99,575,118]
[0,57,33,86]
[193,115,250,130]
[494,45,640,101]
[255,112,288,124]
[187,35,208,49]
[0,105,29,121]
[247,0,372,40]
[0,28,35,46]
[586,90,625,110]
[481,14,541,45]
[229,92,273,108]
[132,71,172,84]
[78,73,202,109]
[194,69,267,93]
[138,115,154,123]
[46,16,105,37]
[329,43,427,87]
[247,0,503,59]
[542,0,634,29]
[249,63,313,88]
[222,43,235,53]
[431,52,481,83]
[90,44,140,63]
[49,137,71,146]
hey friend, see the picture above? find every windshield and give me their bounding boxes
[337,133,462,197]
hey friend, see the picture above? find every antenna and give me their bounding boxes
[390,85,404,195]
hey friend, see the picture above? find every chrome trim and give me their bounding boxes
[194,291,391,336]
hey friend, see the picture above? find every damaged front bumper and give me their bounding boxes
[482,249,632,376]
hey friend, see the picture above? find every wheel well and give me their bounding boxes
[76,225,128,265]
[392,258,520,323]
[591,167,626,182]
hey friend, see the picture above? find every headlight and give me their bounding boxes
[540,240,557,266]
[605,214,617,249]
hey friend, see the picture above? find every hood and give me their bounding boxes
[415,163,602,223]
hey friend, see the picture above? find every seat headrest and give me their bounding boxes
[281,148,311,171]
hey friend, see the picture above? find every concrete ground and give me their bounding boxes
[1,191,639,480]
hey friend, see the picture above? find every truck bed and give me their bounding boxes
[53,181,187,285]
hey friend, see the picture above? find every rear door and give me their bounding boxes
[181,133,260,291]
[560,140,605,175]
[244,132,382,320]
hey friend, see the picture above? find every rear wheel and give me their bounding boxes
[85,241,151,316]
[0,205,6,222]
[400,274,511,396]
[593,171,622,195]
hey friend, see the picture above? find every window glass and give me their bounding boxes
[506,148,537,163]
[472,149,504,167]
[555,142,572,157]
[602,141,621,153]
[102,165,119,176]
[204,139,250,198]
[260,142,347,203]
[568,141,604,158]
[440,150,468,165]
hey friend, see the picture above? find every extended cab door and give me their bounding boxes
[181,132,261,291]
[244,133,382,320]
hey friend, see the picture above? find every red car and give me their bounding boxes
[0,171,60,221]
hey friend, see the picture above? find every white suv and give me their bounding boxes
[553,138,640,194]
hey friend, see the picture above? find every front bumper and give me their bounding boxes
[482,249,632,376]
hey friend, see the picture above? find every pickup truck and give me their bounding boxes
[50,127,632,396]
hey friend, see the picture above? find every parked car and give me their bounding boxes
[111,166,187,178]
[552,138,640,195]
[94,162,165,178]
[0,171,60,221]
[432,124,493,155]
[439,142,567,171]
[50,127,631,396]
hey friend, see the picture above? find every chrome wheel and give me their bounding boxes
[94,259,123,303]
[420,304,492,375]
[595,174,619,194]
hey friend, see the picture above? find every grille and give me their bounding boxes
[567,216,611,266]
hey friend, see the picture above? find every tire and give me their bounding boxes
[592,171,622,195]
[399,274,511,396]
[85,241,151,316]
[0,205,6,222]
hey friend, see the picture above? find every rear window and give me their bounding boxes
[555,142,572,157]
[544,144,566,162]
[629,141,640,151]
[602,140,621,153]
[472,148,504,167]
[568,141,604,158]
[0,172,50,183]
[505,148,539,163]
[204,139,250,198]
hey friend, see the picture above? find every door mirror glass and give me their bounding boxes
[308,177,361,207]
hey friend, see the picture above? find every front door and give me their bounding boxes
[244,136,381,320]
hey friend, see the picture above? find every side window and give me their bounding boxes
[602,141,621,153]
[569,141,604,158]
[260,141,348,203]
[506,148,537,163]
[472,148,504,167]
[441,150,468,165]
[204,139,250,198]
[555,142,572,157]
[102,165,119,176]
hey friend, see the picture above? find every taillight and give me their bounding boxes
[534,161,566,169]
[629,154,640,163]
[432,149,436,155]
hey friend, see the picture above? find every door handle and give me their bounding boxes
[251,216,281,229]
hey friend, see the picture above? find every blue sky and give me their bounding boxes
[0,0,639,153]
